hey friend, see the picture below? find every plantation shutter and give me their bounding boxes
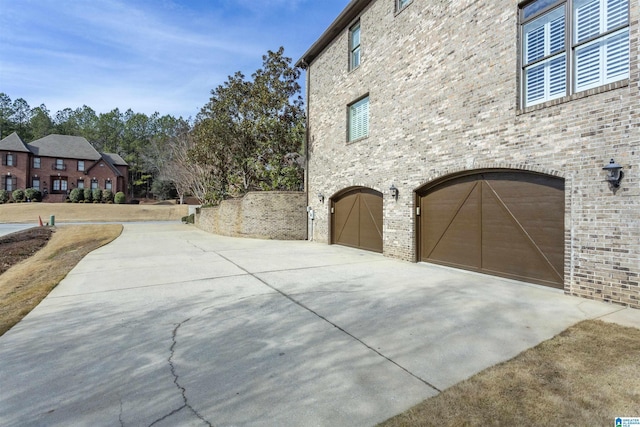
[524,8,566,105]
[574,0,628,91]
[349,97,369,141]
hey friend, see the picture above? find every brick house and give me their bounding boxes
[0,133,128,202]
[297,0,639,308]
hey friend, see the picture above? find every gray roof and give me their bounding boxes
[28,134,102,160]
[101,152,128,166]
[0,132,31,152]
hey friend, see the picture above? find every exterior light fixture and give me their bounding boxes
[318,192,325,204]
[603,159,623,188]
[389,184,398,200]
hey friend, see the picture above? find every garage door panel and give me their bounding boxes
[333,193,359,248]
[421,180,479,258]
[418,171,564,288]
[359,193,383,252]
[425,183,481,268]
[481,187,563,284]
[332,188,383,253]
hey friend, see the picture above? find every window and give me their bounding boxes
[348,96,370,141]
[52,177,68,193]
[397,0,411,11]
[3,175,16,191]
[33,157,41,169]
[349,22,361,70]
[91,178,98,189]
[105,180,112,190]
[520,0,629,107]
[5,153,15,166]
[77,179,84,189]
[78,160,85,172]
[54,159,66,171]
[32,177,40,191]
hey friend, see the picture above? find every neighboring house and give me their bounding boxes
[297,0,639,308]
[0,133,128,202]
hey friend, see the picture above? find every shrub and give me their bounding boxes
[102,189,114,203]
[92,188,102,203]
[114,191,126,204]
[12,189,25,202]
[181,213,195,224]
[83,188,93,203]
[24,188,42,202]
[69,188,83,203]
[0,190,9,203]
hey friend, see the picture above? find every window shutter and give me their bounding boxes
[606,0,628,30]
[605,30,629,80]
[549,55,567,96]
[575,0,601,43]
[349,97,369,141]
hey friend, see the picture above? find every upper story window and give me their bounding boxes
[78,160,85,172]
[520,0,629,107]
[348,95,370,142]
[3,153,15,166]
[33,157,41,169]
[349,22,361,70]
[54,159,66,171]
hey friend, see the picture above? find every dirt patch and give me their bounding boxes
[0,225,122,336]
[0,227,53,275]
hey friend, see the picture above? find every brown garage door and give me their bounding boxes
[417,171,564,288]
[331,187,383,253]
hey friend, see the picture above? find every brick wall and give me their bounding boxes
[0,151,30,191]
[305,0,639,307]
[196,192,307,240]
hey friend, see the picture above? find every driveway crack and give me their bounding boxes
[148,318,213,427]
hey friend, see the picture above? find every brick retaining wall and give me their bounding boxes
[195,191,307,240]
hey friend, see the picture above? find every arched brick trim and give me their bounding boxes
[330,184,383,200]
[414,165,565,193]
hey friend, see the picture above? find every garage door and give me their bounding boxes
[331,187,383,253]
[417,171,564,288]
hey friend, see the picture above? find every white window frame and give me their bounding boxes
[33,157,41,169]
[349,22,361,70]
[78,160,85,172]
[77,179,84,189]
[348,95,370,142]
[6,153,14,166]
[91,178,99,190]
[520,0,629,108]
[32,177,40,191]
[105,179,112,190]
[396,0,412,12]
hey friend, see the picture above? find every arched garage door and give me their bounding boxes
[417,171,564,288]
[331,187,383,253]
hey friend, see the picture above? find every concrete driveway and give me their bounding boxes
[0,223,36,237]
[0,223,628,426]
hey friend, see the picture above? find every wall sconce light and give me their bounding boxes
[603,159,623,188]
[318,192,325,204]
[389,184,398,200]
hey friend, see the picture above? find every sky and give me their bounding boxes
[0,0,350,119]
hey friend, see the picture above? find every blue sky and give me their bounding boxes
[0,0,349,119]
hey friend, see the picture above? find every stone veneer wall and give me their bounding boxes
[305,0,639,307]
[196,191,307,240]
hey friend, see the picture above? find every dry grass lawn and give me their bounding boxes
[0,202,189,224]
[379,320,640,427]
[0,225,122,336]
